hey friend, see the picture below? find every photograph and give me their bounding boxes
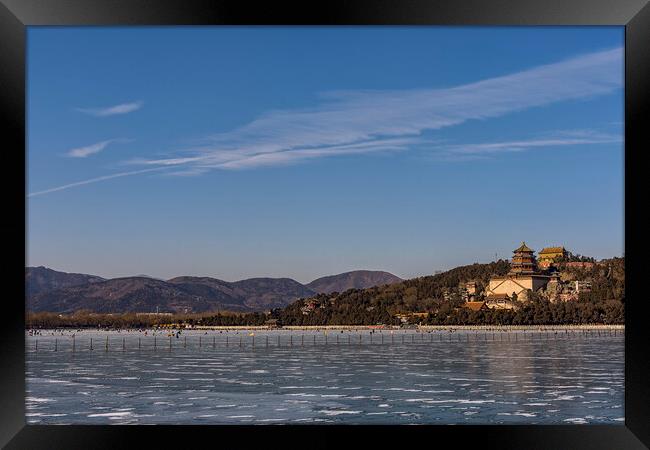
[25,26,625,426]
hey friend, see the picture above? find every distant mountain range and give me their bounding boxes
[25,267,402,314]
[26,266,106,297]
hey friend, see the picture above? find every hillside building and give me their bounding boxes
[574,280,592,293]
[538,246,566,269]
[484,242,550,302]
[461,281,479,302]
[484,293,518,310]
[564,261,596,270]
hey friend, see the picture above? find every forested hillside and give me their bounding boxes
[274,261,511,325]
[272,258,624,326]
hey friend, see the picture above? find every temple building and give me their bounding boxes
[538,246,566,269]
[484,242,550,303]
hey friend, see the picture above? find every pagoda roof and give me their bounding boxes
[539,246,565,254]
[513,242,534,253]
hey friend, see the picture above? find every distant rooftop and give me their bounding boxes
[539,246,566,254]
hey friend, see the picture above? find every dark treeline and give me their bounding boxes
[27,311,163,329]
[195,312,267,326]
[26,310,265,329]
[418,294,624,325]
[556,251,597,263]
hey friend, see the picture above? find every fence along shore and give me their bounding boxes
[27,324,624,353]
[53,323,618,331]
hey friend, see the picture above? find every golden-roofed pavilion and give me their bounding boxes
[538,246,567,264]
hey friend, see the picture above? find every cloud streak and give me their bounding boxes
[66,140,113,158]
[77,101,143,117]
[28,167,168,198]
[65,138,133,158]
[430,130,622,161]
[445,132,621,155]
[130,47,621,173]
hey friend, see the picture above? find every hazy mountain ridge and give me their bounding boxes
[166,276,316,311]
[26,268,401,314]
[306,270,402,294]
[26,266,106,297]
[230,278,317,310]
[28,277,241,314]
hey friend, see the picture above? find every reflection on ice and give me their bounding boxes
[25,329,624,424]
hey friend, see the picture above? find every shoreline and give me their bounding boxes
[26,324,625,332]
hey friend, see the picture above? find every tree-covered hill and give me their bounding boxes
[274,260,511,326]
[272,258,624,326]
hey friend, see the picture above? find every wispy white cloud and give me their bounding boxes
[28,167,168,198]
[76,101,143,117]
[65,138,133,158]
[131,47,621,173]
[34,48,622,196]
[215,137,426,169]
[440,131,622,157]
[66,140,112,158]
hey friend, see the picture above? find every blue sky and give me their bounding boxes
[27,27,624,283]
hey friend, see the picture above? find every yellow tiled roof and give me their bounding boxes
[539,246,565,254]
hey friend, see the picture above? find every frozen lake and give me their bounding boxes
[25,328,624,424]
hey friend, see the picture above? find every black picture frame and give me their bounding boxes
[1,1,648,448]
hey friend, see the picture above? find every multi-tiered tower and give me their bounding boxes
[509,242,538,274]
